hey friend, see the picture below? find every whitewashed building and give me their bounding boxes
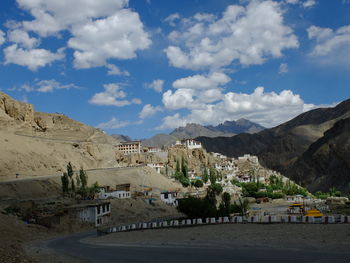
[73,201,111,227]
[98,187,131,199]
[147,163,164,173]
[160,191,179,206]
[238,154,259,165]
[181,139,202,149]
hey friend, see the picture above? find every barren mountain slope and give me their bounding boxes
[0,92,119,180]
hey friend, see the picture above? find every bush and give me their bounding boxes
[194,179,204,188]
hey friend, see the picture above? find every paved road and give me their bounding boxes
[47,231,350,263]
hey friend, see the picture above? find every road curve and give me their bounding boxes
[47,231,350,263]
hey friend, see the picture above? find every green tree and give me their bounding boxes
[194,179,204,188]
[79,168,88,189]
[202,168,209,183]
[61,172,69,194]
[176,159,181,173]
[209,167,217,184]
[235,198,250,216]
[181,156,188,178]
[71,178,75,193]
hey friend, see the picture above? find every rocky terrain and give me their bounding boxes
[0,92,120,180]
[197,99,350,193]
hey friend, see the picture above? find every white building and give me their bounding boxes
[147,147,161,153]
[238,154,259,165]
[116,141,142,155]
[147,163,164,173]
[160,191,179,206]
[98,187,131,199]
[73,201,111,227]
[181,139,202,149]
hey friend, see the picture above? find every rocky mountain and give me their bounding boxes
[196,99,350,192]
[0,92,120,179]
[111,134,132,142]
[286,117,350,194]
[143,120,264,147]
[206,118,265,134]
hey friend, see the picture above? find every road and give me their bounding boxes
[47,231,350,263]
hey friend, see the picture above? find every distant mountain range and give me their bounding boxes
[111,134,132,142]
[141,119,265,147]
[196,99,350,193]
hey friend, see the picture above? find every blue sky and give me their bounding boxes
[0,0,349,139]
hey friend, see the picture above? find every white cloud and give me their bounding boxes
[68,9,151,69]
[302,0,316,8]
[164,13,180,27]
[165,1,299,70]
[285,0,299,4]
[8,29,39,48]
[11,0,150,70]
[89,83,140,107]
[0,30,5,45]
[159,87,320,130]
[307,25,350,66]
[96,117,130,129]
[106,64,130,76]
[162,89,195,110]
[145,79,164,93]
[279,63,288,74]
[18,79,80,92]
[17,0,128,37]
[172,72,230,89]
[3,44,64,71]
[139,104,162,119]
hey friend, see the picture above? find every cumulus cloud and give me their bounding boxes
[106,64,130,76]
[96,117,130,129]
[3,44,64,71]
[307,25,350,66]
[68,9,151,68]
[302,0,316,8]
[164,13,180,27]
[279,63,288,74]
[145,79,164,93]
[89,83,140,107]
[8,29,39,48]
[172,72,230,89]
[9,0,150,70]
[139,104,162,119]
[0,30,5,45]
[165,0,299,70]
[285,0,299,4]
[17,0,128,37]
[159,87,319,130]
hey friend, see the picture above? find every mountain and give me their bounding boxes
[286,117,350,194]
[196,99,350,192]
[143,119,264,147]
[0,92,119,179]
[206,118,265,134]
[170,123,236,139]
[111,134,132,142]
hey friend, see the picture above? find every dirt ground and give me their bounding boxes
[85,223,350,254]
[0,197,182,263]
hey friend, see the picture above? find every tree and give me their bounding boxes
[194,179,204,188]
[222,192,231,209]
[71,178,75,193]
[176,159,181,173]
[235,198,250,216]
[329,186,341,197]
[202,168,209,183]
[79,168,88,189]
[181,156,188,178]
[209,167,217,184]
[61,172,69,194]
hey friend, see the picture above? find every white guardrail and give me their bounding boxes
[98,215,350,235]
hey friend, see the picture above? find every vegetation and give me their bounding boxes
[174,158,190,187]
[60,163,100,199]
[314,186,342,199]
[194,179,204,188]
[231,175,308,199]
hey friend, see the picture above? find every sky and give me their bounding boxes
[0,0,349,139]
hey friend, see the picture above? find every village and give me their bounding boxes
[3,138,348,234]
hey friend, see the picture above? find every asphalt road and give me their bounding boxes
[47,231,350,263]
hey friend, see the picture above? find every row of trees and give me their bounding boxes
[61,162,100,199]
[231,175,309,199]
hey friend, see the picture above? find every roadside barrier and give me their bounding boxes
[98,214,349,235]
